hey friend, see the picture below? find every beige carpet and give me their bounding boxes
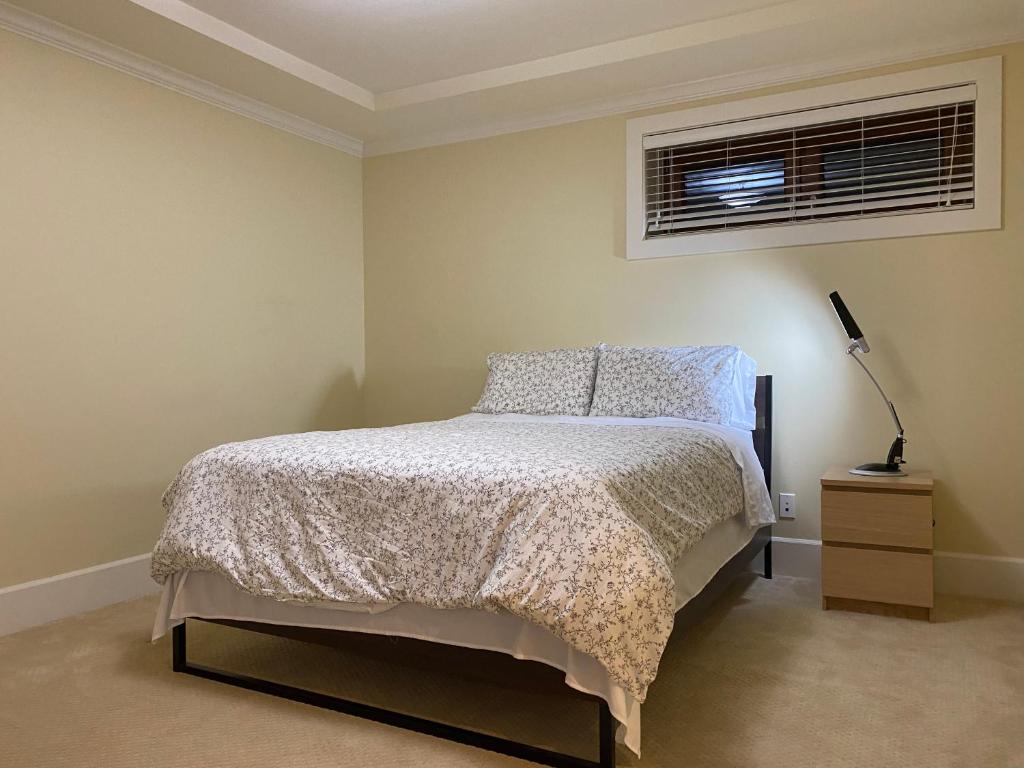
[1,575,1021,768]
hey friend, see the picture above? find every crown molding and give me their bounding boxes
[123,0,836,112]
[0,1,364,157]
[364,33,1023,157]
[3,0,1019,161]
[127,0,375,110]
[374,0,836,109]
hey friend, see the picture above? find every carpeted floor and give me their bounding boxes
[1,575,1021,768]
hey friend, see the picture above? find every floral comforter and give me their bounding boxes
[151,415,769,699]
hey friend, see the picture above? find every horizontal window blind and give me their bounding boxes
[644,94,975,238]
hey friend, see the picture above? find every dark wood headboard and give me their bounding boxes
[753,375,773,494]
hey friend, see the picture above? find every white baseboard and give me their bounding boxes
[0,553,159,637]
[764,537,1024,603]
[933,551,1024,603]
[767,537,823,580]
[1,539,1019,637]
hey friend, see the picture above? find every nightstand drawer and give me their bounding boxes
[821,490,932,549]
[822,545,933,607]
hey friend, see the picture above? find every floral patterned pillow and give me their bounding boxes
[589,345,744,424]
[472,348,599,416]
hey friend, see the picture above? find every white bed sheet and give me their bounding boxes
[153,512,758,756]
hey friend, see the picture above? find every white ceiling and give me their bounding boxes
[180,0,779,92]
[2,0,1022,155]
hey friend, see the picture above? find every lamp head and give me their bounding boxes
[829,291,870,353]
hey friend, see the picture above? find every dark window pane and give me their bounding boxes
[682,158,787,216]
[822,138,941,199]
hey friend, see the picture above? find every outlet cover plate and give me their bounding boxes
[779,492,796,519]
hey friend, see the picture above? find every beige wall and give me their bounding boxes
[0,30,365,587]
[2,29,1020,590]
[365,44,1024,559]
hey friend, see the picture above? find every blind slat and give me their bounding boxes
[648,192,975,233]
[648,184,975,226]
[644,126,974,172]
[644,139,974,179]
[642,83,976,150]
[646,167,976,210]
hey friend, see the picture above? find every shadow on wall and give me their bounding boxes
[309,367,363,432]
[363,362,486,428]
[932,479,1001,557]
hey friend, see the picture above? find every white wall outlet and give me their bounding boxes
[779,492,796,519]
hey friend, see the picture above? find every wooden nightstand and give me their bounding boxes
[820,467,934,620]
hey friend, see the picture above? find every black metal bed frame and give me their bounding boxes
[171,375,774,768]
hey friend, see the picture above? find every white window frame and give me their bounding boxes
[625,56,1002,260]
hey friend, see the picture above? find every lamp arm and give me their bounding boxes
[847,344,904,436]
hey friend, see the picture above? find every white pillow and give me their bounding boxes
[730,350,758,431]
[589,345,757,428]
[472,347,598,416]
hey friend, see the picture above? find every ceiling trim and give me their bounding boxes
[374,0,838,109]
[363,33,1023,156]
[127,0,375,110]
[0,1,364,157]
[3,0,1018,161]
[121,0,847,111]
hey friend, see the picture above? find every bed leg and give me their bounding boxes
[763,539,773,580]
[172,621,187,672]
[598,700,615,767]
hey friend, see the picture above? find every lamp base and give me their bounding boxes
[849,462,907,477]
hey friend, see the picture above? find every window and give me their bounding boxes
[627,57,1001,259]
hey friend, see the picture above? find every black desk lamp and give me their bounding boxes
[829,291,907,477]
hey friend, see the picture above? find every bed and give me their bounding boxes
[151,348,774,768]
